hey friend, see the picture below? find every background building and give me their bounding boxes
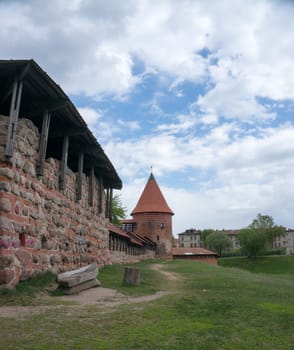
[178,229,202,248]
[178,228,294,255]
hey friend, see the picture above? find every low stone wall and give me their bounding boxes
[109,249,155,265]
[0,115,110,288]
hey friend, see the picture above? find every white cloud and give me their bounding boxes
[117,119,140,131]
[78,107,101,127]
[196,57,277,123]
[156,114,197,135]
[64,44,141,98]
[2,0,294,104]
[217,124,294,172]
[105,121,294,184]
[105,121,294,232]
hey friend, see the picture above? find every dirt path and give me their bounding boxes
[150,263,182,281]
[0,264,179,319]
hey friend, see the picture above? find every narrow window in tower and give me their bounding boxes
[157,235,159,241]
[160,223,164,229]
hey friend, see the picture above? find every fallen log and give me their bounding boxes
[57,263,98,288]
[62,278,101,295]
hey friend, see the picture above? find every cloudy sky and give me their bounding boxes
[1,0,294,235]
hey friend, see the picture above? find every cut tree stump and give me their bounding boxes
[123,267,140,286]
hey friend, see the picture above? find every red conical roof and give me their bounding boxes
[131,173,174,215]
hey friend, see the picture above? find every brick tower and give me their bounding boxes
[130,173,174,257]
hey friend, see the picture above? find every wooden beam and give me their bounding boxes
[98,175,103,214]
[106,188,109,218]
[1,61,31,105]
[19,60,32,80]
[49,127,88,138]
[59,135,69,191]
[84,146,105,157]
[28,99,69,117]
[88,167,95,207]
[109,188,113,222]
[36,110,51,176]
[5,80,23,157]
[105,188,113,220]
[76,152,84,201]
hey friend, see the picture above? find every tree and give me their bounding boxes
[111,194,127,226]
[205,232,232,256]
[238,214,285,257]
[201,229,214,246]
[249,213,285,245]
[249,213,274,229]
[238,228,267,257]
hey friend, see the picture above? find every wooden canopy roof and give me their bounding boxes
[0,59,122,189]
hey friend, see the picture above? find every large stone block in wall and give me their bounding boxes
[0,255,13,268]
[15,249,33,267]
[0,269,14,284]
[0,197,12,213]
[0,216,12,231]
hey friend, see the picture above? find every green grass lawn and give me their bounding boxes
[1,257,294,350]
[218,255,294,275]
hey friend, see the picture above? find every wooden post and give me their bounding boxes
[105,187,113,220]
[76,152,84,200]
[106,188,110,218]
[37,110,51,176]
[59,135,69,191]
[123,267,140,286]
[98,175,103,214]
[5,80,23,157]
[109,188,113,221]
[88,167,94,206]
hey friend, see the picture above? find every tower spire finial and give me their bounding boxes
[150,165,153,174]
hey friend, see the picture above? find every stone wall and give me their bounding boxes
[0,115,110,288]
[109,248,155,265]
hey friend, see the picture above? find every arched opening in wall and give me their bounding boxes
[157,235,159,241]
[160,223,164,229]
